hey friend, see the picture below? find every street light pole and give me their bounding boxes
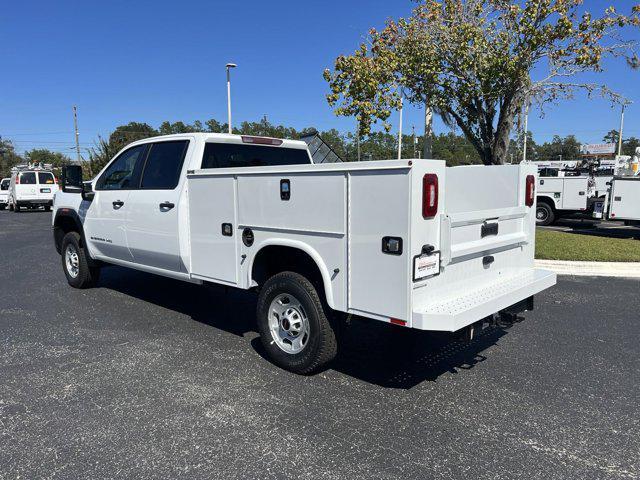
[226,63,237,134]
[618,104,625,157]
[397,94,403,160]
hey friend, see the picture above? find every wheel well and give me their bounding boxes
[53,214,83,255]
[536,196,555,210]
[252,246,326,299]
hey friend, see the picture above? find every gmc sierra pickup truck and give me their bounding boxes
[53,133,556,374]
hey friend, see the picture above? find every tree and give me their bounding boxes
[109,122,158,152]
[603,129,619,145]
[537,135,581,160]
[0,139,23,178]
[602,130,640,156]
[25,149,72,168]
[324,1,640,165]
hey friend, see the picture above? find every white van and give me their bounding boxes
[0,178,10,210]
[8,170,58,212]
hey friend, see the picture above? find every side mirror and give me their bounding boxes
[81,181,95,201]
[61,165,83,193]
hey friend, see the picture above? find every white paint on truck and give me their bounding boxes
[52,133,556,373]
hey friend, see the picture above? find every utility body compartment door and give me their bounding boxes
[559,177,588,210]
[187,175,238,285]
[609,177,640,220]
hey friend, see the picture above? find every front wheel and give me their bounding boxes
[61,231,100,288]
[536,202,555,226]
[256,271,337,374]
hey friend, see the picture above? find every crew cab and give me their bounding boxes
[0,178,9,210]
[9,168,58,212]
[53,133,556,374]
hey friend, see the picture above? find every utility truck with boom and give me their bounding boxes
[53,133,556,374]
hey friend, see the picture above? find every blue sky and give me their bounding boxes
[1,0,639,156]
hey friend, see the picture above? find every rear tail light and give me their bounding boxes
[525,175,535,207]
[422,174,439,218]
[16,175,20,185]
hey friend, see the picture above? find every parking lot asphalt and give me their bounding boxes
[539,216,640,240]
[1,211,639,480]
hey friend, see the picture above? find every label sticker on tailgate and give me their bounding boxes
[413,252,440,281]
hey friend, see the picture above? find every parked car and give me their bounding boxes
[8,169,57,212]
[53,133,556,374]
[0,178,10,210]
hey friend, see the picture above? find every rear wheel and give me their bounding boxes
[61,231,100,288]
[0,205,5,210]
[44,205,51,212]
[256,271,337,374]
[536,202,555,226]
[13,203,20,213]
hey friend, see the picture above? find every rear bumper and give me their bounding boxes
[17,199,53,206]
[412,269,557,331]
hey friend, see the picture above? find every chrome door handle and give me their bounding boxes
[159,201,175,210]
[112,200,124,209]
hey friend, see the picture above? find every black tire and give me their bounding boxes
[256,271,337,374]
[0,205,5,210]
[8,202,14,211]
[13,204,20,213]
[535,202,555,226]
[61,231,100,288]
[44,205,51,212]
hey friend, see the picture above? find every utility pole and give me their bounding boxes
[356,120,361,162]
[618,104,626,156]
[522,102,529,162]
[423,101,433,159]
[73,106,81,163]
[412,125,417,158]
[397,95,403,160]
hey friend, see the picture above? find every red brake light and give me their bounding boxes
[525,175,535,207]
[422,174,439,218]
[16,175,20,185]
[241,135,283,146]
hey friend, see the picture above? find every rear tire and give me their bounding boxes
[44,205,51,212]
[0,205,5,210]
[13,204,20,213]
[61,231,100,288]
[256,271,337,374]
[536,202,555,226]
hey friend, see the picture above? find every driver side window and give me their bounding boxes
[96,145,147,190]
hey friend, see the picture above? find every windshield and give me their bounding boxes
[0,179,9,190]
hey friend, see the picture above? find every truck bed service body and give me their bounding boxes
[53,133,556,373]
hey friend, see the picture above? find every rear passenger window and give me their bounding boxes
[140,141,189,190]
[201,143,310,169]
[20,172,36,184]
[97,145,147,190]
[1,180,9,190]
[38,172,55,184]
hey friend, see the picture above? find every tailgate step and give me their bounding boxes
[412,269,556,332]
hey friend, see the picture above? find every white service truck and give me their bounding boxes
[0,178,10,210]
[535,176,590,225]
[593,176,640,225]
[53,133,556,374]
